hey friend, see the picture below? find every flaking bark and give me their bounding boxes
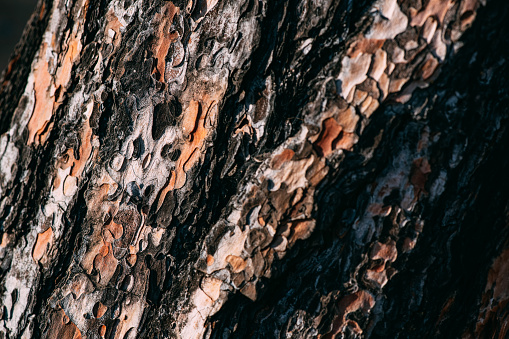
[0,0,508,338]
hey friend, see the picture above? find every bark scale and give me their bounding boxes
[0,0,508,338]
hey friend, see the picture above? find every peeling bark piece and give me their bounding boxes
[379,72,390,100]
[45,308,82,339]
[421,17,438,44]
[365,268,389,288]
[333,132,357,151]
[363,96,380,117]
[127,254,137,267]
[246,227,273,253]
[152,3,179,83]
[201,276,222,301]
[98,324,106,337]
[0,0,494,337]
[110,153,125,172]
[367,203,392,217]
[27,44,54,145]
[105,220,123,240]
[289,219,316,245]
[63,175,78,197]
[265,156,315,193]
[225,255,247,273]
[365,0,408,40]
[314,118,343,157]
[336,106,359,133]
[93,243,118,285]
[271,149,295,170]
[359,95,373,114]
[418,55,440,80]
[323,290,375,339]
[27,1,86,146]
[459,0,479,30]
[369,48,387,81]
[347,39,385,58]
[402,237,417,253]
[182,100,201,136]
[370,240,398,263]
[410,0,455,27]
[306,159,329,186]
[93,302,107,319]
[389,77,408,93]
[337,53,372,100]
[33,227,53,261]
[353,89,368,107]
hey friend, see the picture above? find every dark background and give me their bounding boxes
[0,0,37,71]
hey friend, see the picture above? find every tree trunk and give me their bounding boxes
[0,0,508,338]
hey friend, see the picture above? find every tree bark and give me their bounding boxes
[0,0,508,338]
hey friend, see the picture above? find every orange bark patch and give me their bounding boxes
[152,3,179,82]
[71,109,94,178]
[93,302,108,319]
[28,43,54,145]
[98,325,106,337]
[365,240,398,288]
[56,38,81,96]
[33,227,53,261]
[46,307,82,339]
[0,233,13,248]
[105,220,123,240]
[271,149,295,170]
[81,182,121,275]
[93,242,118,284]
[347,39,385,58]
[288,219,316,245]
[105,9,122,45]
[157,96,219,210]
[53,105,94,194]
[28,3,87,145]
[314,118,343,156]
[225,255,246,273]
[323,290,375,339]
[370,240,398,262]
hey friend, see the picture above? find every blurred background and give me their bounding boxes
[0,0,37,71]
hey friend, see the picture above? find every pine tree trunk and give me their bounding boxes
[0,0,508,338]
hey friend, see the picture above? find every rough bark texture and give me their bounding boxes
[0,0,508,338]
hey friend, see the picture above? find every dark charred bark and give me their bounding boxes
[0,0,508,338]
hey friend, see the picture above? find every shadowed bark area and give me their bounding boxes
[0,0,508,338]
